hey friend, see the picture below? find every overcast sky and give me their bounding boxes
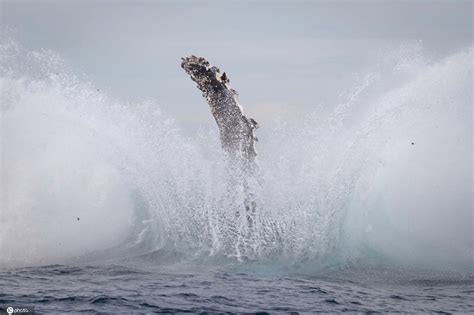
[1,0,472,130]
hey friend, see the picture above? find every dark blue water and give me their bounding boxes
[1,263,472,313]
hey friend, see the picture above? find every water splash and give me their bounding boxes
[1,36,471,271]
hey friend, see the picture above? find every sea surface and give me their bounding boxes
[1,263,473,313]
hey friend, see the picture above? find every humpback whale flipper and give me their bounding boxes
[181,56,258,171]
[181,56,259,224]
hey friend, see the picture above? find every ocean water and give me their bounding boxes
[1,36,473,313]
[1,264,472,313]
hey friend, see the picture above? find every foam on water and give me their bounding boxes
[1,36,472,272]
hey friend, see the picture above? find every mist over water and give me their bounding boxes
[1,37,472,274]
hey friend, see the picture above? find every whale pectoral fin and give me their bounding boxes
[181,56,258,165]
[182,56,260,225]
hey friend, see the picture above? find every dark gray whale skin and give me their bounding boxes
[181,56,259,223]
[181,56,258,172]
